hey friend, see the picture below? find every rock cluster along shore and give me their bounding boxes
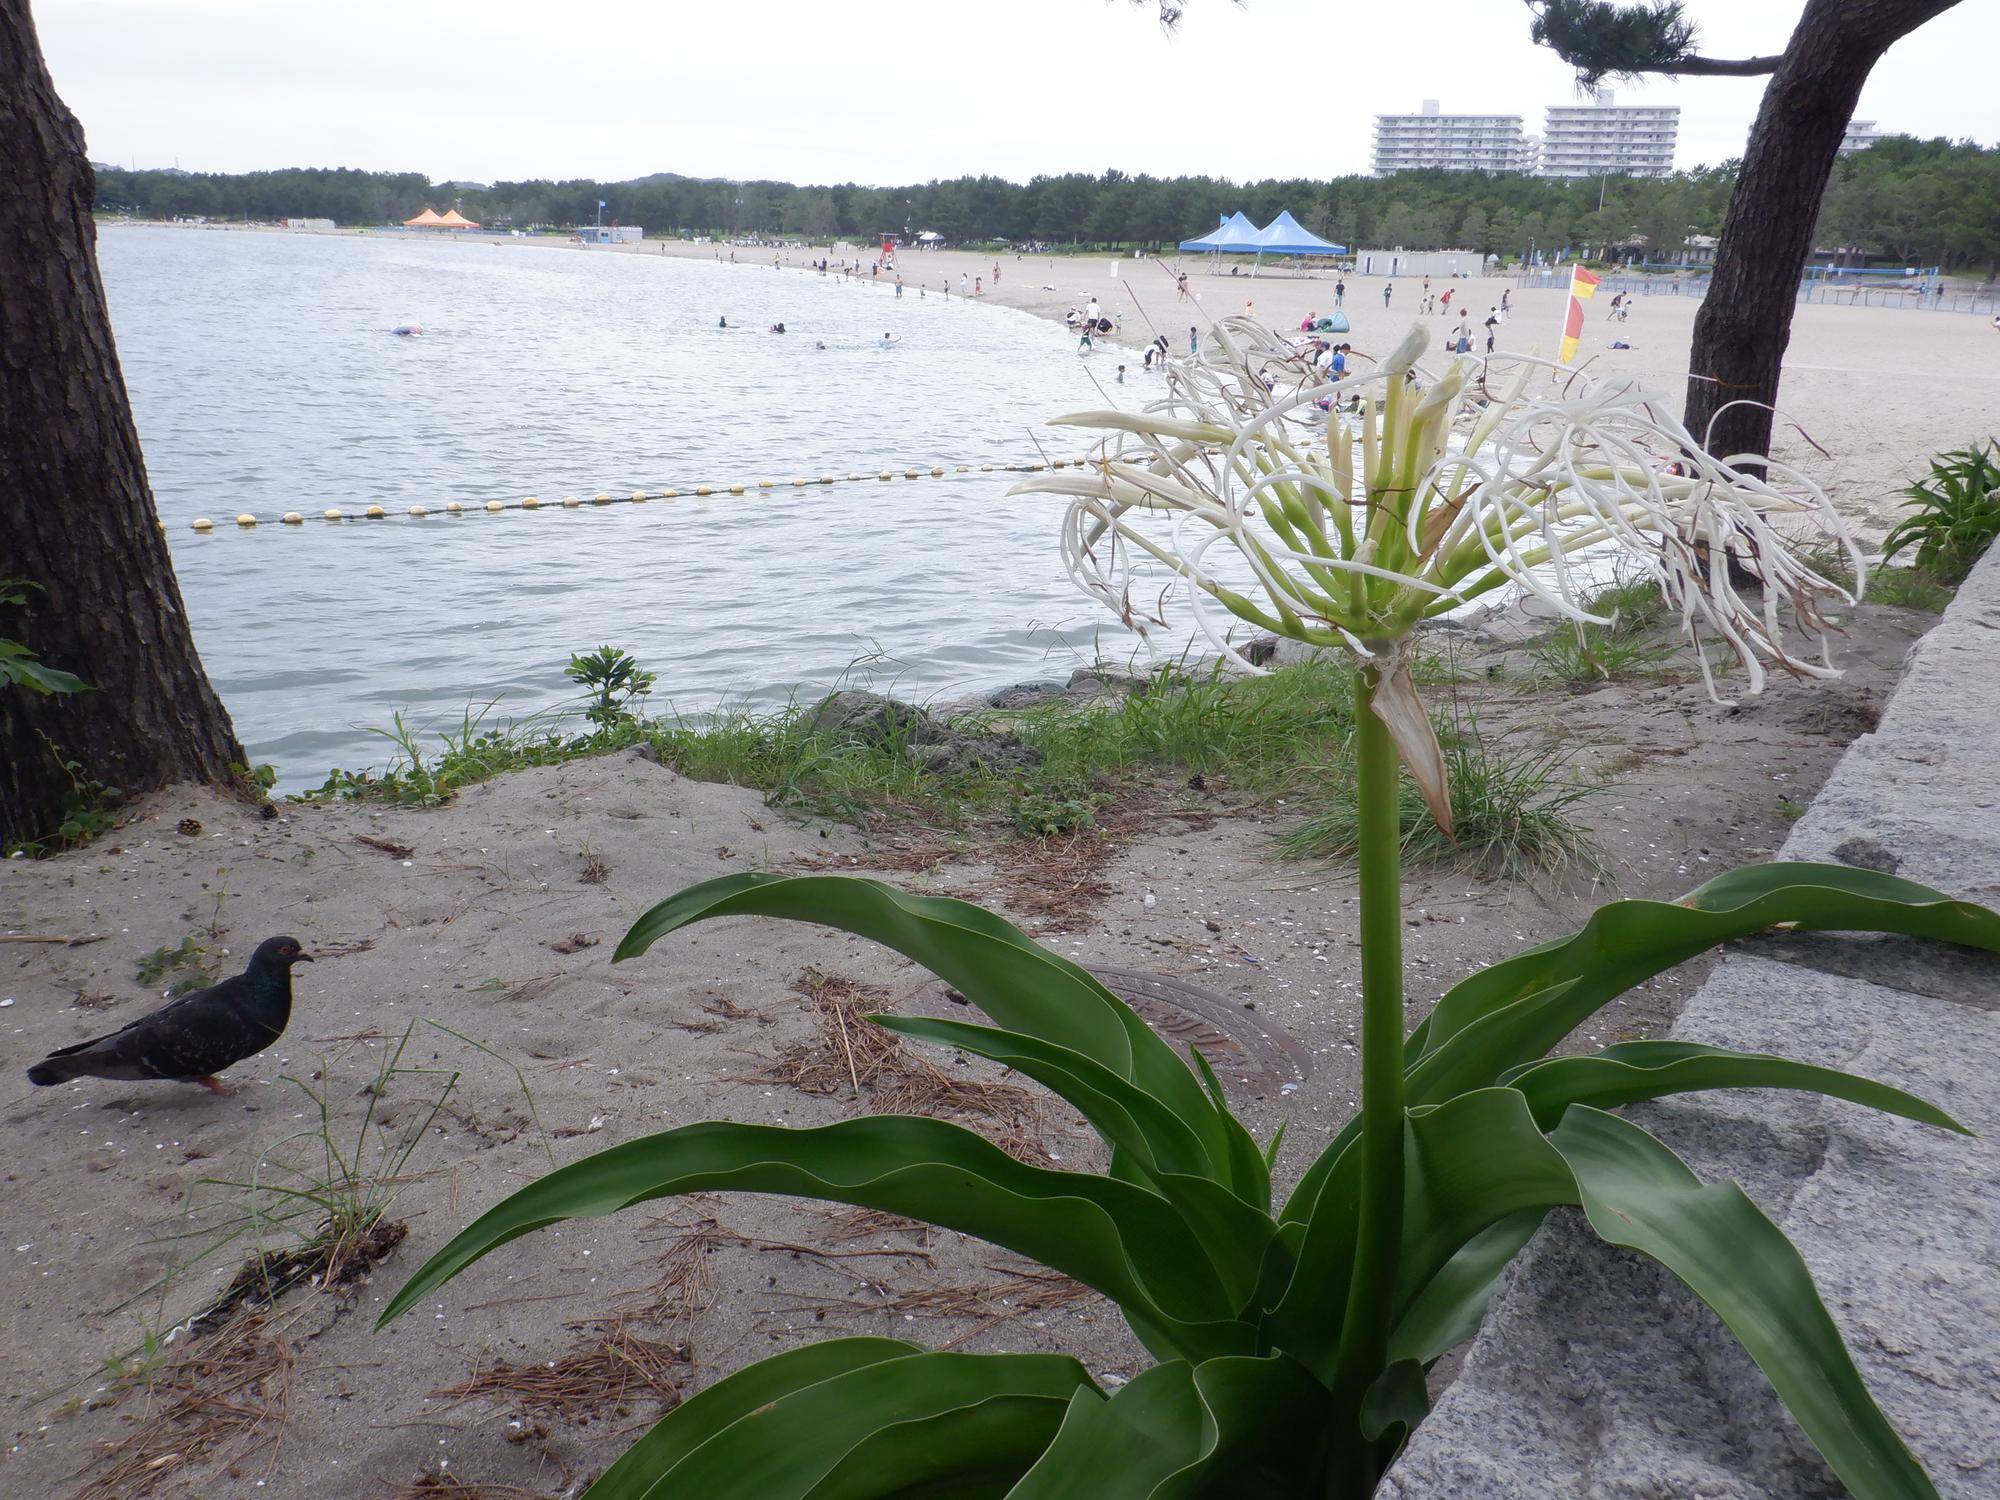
[1382,547,2000,1498]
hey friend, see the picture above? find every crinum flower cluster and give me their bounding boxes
[1013,318,1861,832]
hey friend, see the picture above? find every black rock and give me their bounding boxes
[28,936,313,1095]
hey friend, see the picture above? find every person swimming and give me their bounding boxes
[391,324,424,337]
[718,315,728,328]
[881,332,897,345]
[770,322,786,333]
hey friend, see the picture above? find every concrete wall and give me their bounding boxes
[1383,548,2000,1497]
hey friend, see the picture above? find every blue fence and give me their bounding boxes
[1510,268,1998,316]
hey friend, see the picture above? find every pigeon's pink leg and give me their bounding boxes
[193,1076,233,1097]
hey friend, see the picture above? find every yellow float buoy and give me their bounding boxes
[323,507,343,521]
[562,495,581,508]
[957,465,969,473]
[235,513,257,527]
[365,505,386,519]
[630,491,648,503]
[408,504,428,517]
[903,469,919,480]
[281,511,303,525]
[1052,459,1067,470]
[792,478,808,487]
[662,488,679,498]
[930,467,944,477]
[847,473,863,482]
[728,482,745,495]
[445,500,463,513]
[757,479,774,489]
[879,470,894,482]
[485,499,505,512]
[522,496,541,509]
[695,485,713,496]
[191,517,214,532]
[820,475,837,485]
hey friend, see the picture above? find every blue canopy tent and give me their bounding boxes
[1249,211,1346,275]
[1178,211,1263,253]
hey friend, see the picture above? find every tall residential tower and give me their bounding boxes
[1538,88,1679,178]
[1372,101,1537,176]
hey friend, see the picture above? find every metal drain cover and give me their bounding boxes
[914,966,1311,1101]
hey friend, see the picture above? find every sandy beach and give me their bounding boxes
[645,236,1996,536]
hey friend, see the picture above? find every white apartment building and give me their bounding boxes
[1839,119,1887,154]
[1372,101,1537,175]
[1538,89,1679,178]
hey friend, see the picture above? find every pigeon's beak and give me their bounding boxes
[297,953,315,963]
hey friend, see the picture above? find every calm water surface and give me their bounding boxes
[102,228,1178,789]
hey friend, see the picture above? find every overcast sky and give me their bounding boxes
[37,0,2000,186]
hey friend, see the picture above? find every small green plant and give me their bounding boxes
[135,934,221,998]
[0,579,89,697]
[1008,785,1108,838]
[1881,440,2000,583]
[1525,576,1674,688]
[1866,565,1954,614]
[132,1021,548,1334]
[566,645,657,729]
[1278,720,1601,878]
[1777,796,1807,822]
[229,760,278,795]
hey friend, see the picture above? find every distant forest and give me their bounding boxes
[92,136,2000,272]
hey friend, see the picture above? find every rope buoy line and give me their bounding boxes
[182,456,1117,531]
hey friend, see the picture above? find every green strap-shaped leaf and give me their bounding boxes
[871,1015,1220,1186]
[802,1393,1079,1500]
[615,874,1240,1193]
[1186,1045,1275,1213]
[1270,1089,1578,1385]
[1502,1041,1969,1135]
[377,1116,1256,1358]
[1550,1107,1940,1500]
[1287,862,2000,1224]
[586,1338,920,1500]
[1387,1207,1546,1366]
[603,1348,1094,1499]
[1009,1354,1327,1499]
[1417,863,2000,1066]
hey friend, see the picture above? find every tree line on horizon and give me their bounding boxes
[91,134,2000,273]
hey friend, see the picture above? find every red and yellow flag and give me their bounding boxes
[1558,266,1601,364]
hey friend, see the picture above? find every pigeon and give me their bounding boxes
[27,935,313,1095]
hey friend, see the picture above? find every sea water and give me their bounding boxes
[101,227,1184,789]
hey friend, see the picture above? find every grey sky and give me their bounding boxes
[38,0,2000,185]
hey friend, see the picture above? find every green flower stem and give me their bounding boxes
[1328,663,1409,1493]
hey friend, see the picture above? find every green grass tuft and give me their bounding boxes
[1278,720,1601,879]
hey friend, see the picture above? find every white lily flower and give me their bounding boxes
[1013,319,1862,832]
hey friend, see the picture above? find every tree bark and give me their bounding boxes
[1,0,244,848]
[1685,0,1961,462]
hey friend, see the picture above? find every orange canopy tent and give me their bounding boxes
[436,209,481,229]
[403,208,446,227]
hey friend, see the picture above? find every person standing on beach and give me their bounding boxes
[1117,364,1126,384]
[1177,271,1191,301]
[975,276,983,296]
[1334,278,1345,308]
[1483,307,1500,352]
[993,261,1001,285]
[1440,287,1454,314]
[961,273,970,297]
[895,273,904,298]
[1383,283,1393,308]
[1245,298,1255,323]
[1500,288,1511,316]
[1189,325,1199,354]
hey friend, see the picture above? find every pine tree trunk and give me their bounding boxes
[1685,0,1961,462]
[0,0,244,849]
